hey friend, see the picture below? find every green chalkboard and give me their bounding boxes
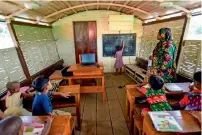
[103,33,136,57]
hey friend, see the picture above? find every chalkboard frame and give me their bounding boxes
[102,33,136,57]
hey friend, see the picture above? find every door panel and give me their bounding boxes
[73,21,97,63]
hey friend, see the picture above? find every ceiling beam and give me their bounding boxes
[2,1,46,17]
[81,1,88,11]
[65,1,77,13]
[136,1,150,9]
[6,8,29,19]
[97,0,99,10]
[48,3,68,17]
[107,1,114,10]
[172,4,191,13]
[117,1,131,12]
[42,2,152,21]
[155,0,191,13]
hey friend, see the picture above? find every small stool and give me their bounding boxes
[134,116,143,135]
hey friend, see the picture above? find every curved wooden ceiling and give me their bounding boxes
[0,1,201,24]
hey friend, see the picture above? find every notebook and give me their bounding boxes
[23,123,44,135]
[149,112,183,132]
[164,83,183,92]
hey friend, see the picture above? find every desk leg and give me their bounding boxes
[129,101,134,133]
[101,76,106,102]
[68,78,72,85]
[72,126,75,135]
[126,97,130,118]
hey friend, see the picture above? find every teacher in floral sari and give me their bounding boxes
[145,28,177,83]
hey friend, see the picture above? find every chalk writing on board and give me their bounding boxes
[103,34,136,57]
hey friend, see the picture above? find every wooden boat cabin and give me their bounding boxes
[0,1,201,135]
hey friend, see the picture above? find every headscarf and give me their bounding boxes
[158,27,173,46]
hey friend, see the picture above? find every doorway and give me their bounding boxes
[73,21,97,63]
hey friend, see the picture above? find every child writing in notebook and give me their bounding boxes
[114,40,124,75]
[32,76,71,116]
[0,115,54,135]
[139,75,172,114]
[4,81,33,116]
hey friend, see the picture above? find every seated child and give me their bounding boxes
[32,76,71,116]
[28,80,62,100]
[4,81,33,116]
[178,71,201,110]
[139,75,172,113]
[0,115,54,135]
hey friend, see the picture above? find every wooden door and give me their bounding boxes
[73,21,97,63]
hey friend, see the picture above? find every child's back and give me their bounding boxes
[145,88,172,111]
[32,92,52,116]
[140,75,172,112]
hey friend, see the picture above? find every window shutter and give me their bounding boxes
[13,24,60,75]
[0,22,25,93]
[140,19,185,59]
[178,40,201,77]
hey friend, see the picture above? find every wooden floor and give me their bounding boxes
[61,74,135,135]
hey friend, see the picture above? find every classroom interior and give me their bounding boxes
[0,0,201,135]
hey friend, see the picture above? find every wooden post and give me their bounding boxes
[7,23,31,83]
[176,15,188,65]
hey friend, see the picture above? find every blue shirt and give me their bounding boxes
[32,92,52,116]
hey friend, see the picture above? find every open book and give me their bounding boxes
[149,112,183,132]
[164,83,183,92]
[23,123,44,135]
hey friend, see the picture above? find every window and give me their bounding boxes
[178,40,201,78]
[0,22,15,49]
[186,15,202,40]
[140,19,185,59]
[13,24,60,75]
[0,22,25,92]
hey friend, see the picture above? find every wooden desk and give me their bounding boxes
[21,115,75,135]
[143,111,201,135]
[126,85,147,133]
[67,63,104,76]
[126,83,191,133]
[50,64,106,102]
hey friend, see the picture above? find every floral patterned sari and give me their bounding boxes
[144,28,177,83]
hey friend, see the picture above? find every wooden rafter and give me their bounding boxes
[2,1,47,18]
[6,8,29,19]
[97,0,99,10]
[155,0,191,13]
[107,1,114,10]
[81,1,88,11]
[172,4,191,13]
[49,2,68,17]
[117,1,131,12]
[41,2,152,21]
[65,1,77,13]
[136,1,151,9]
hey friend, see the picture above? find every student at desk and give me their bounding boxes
[173,71,201,111]
[32,76,71,116]
[139,75,172,114]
